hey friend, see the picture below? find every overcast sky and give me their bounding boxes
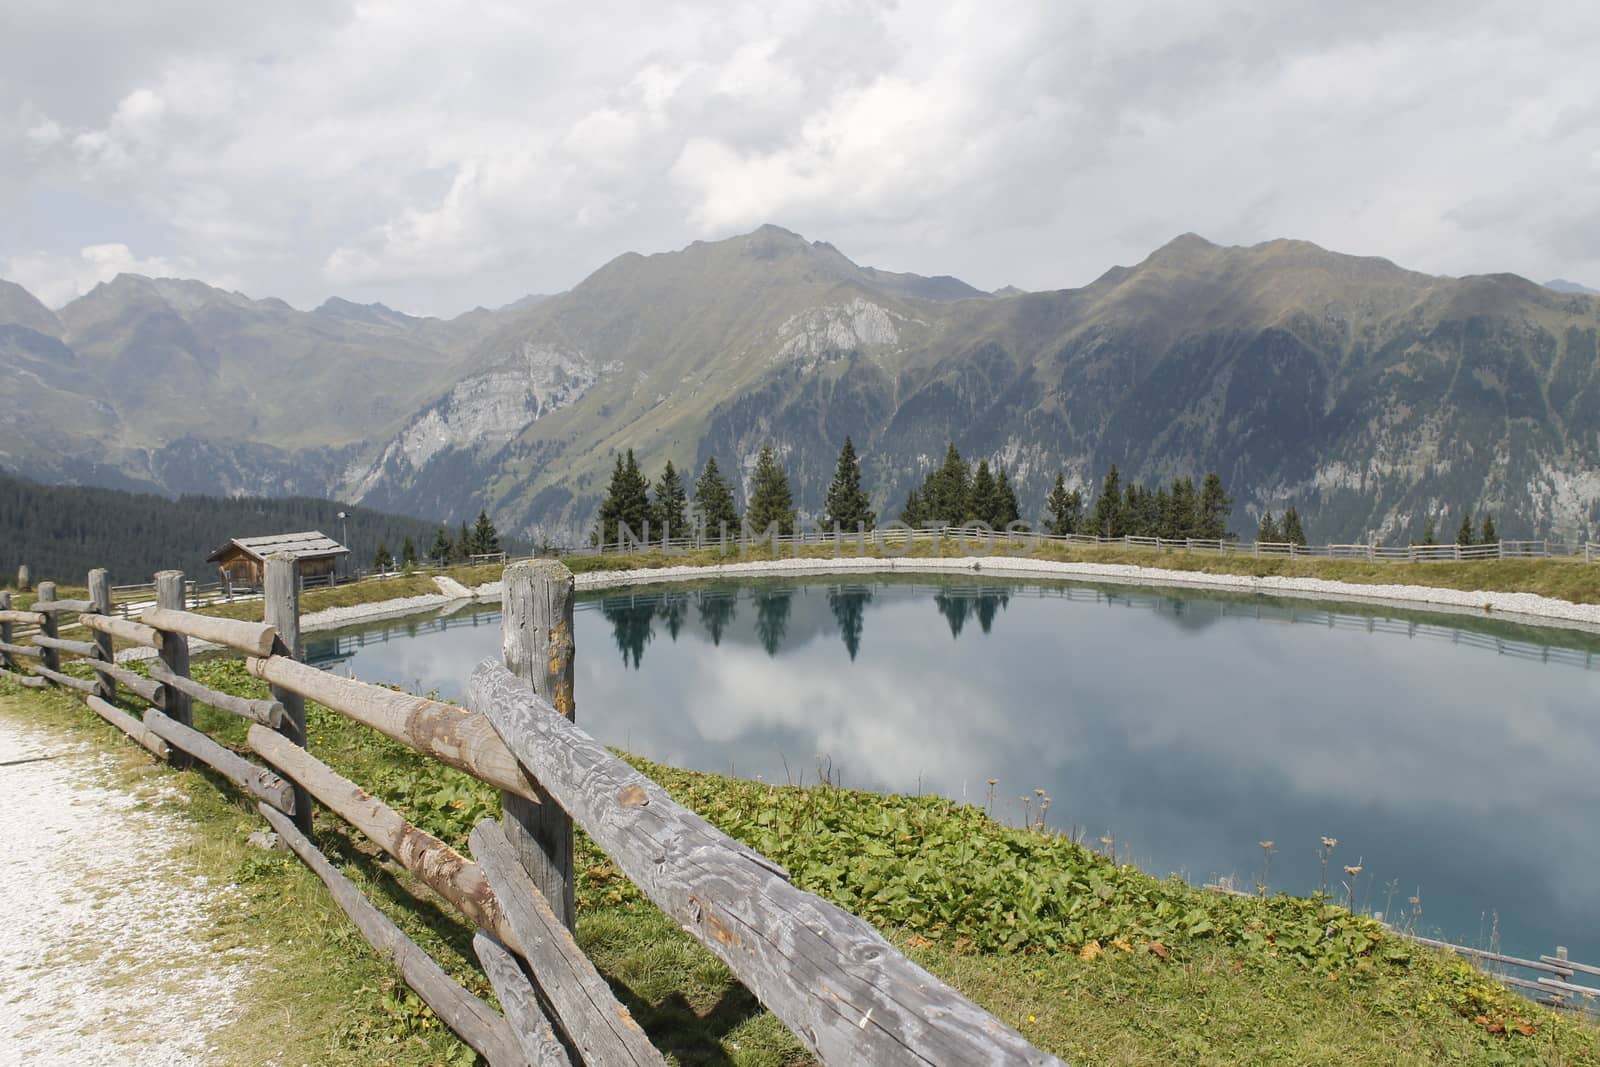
[4,1,1598,315]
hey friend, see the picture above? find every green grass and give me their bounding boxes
[3,657,1596,1065]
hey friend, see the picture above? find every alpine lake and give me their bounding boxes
[302,574,1600,965]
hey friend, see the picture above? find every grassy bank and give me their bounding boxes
[2,662,1595,1065]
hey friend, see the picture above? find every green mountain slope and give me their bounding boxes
[345,228,1600,545]
[0,275,536,495]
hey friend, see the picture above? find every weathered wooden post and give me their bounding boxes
[264,553,313,833]
[0,590,13,673]
[500,559,576,930]
[154,571,193,767]
[16,564,30,592]
[36,580,61,676]
[88,568,115,700]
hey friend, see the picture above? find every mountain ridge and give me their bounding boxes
[5,228,1599,546]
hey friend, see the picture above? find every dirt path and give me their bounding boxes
[0,712,251,1065]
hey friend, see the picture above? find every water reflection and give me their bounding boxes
[828,586,872,660]
[309,577,1600,964]
[697,590,736,645]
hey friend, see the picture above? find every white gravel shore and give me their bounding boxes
[117,553,1600,664]
[568,555,1600,633]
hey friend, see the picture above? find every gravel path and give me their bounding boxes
[0,713,251,1065]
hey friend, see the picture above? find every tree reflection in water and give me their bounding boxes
[827,585,873,660]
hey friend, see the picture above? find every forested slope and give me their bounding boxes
[0,471,451,585]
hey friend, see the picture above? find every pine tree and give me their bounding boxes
[822,436,875,531]
[401,536,417,567]
[1480,513,1497,544]
[925,444,971,525]
[1043,474,1083,536]
[594,449,653,547]
[457,521,471,561]
[1456,511,1475,547]
[1163,476,1197,539]
[1197,472,1234,540]
[1421,517,1437,546]
[373,541,393,571]
[429,527,453,564]
[471,510,501,556]
[969,460,1000,528]
[653,461,688,542]
[692,456,740,537]
[993,467,1021,529]
[1090,465,1123,538]
[745,445,796,535]
[899,486,925,526]
[1257,511,1280,543]
[1281,506,1307,546]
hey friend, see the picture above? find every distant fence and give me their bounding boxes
[0,560,1064,1066]
[566,521,1597,565]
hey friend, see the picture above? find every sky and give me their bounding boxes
[3,0,1599,316]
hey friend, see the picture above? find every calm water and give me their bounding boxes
[304,577,1600,963]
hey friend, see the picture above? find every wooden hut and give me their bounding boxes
[207,531,349,590]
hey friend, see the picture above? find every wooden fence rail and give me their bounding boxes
[0,559,1068,1065]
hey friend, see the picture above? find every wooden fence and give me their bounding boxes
[0,556,1064,1066]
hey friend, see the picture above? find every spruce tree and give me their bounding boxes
[822,436,875,531]
[1164,476,1197,539]
[1456,511,1475,547]
[925,444,971,525]
[1257,511,1280,543]
[653,461,688,542]
[1197,471,1234,540]
[1281,506,1307,546]
[374,541,393,571]
[457,520,471,561]
[692,456,740,537]
[430,527,453,565]
[993,467,1021,529]
[745,445,797,535]
[1480,513,1497,544]
[401,536,417,567]
[899,487,925,526]
[969,460,1000,528]
[1043,474,1083,536]
[595,450,653,547]
[471,510,501,556]
[1090,465,1123,538]
[1421,517,1437,546]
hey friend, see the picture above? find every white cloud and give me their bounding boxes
[1,243,222,307]
[2,0,1599,313]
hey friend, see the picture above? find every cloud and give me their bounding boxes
[1,243,223,307]
[3,1,1599,313]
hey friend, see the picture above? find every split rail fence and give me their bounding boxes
[0,557,1064,1066]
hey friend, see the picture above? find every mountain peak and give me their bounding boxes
[0,278,61,335]
[315,296,419,327]
[1546,278,1599,296]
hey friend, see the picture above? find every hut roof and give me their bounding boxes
[206,531,349,563]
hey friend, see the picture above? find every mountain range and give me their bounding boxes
[4,226,1599,545]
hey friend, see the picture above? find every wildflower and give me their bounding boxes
[1321,836,1338,849]
[1344,864,1363,877]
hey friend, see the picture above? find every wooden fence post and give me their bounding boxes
[88,568,115,700]
[0,591,13,673]
[17,564,30,592]
[264,553,313,833]
[500,559,576,930]
[154,571,193,767]
[36,580,61,676]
